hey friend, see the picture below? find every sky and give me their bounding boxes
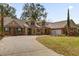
[10,3,79,24]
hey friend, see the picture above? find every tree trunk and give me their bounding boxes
[0,7,4,37]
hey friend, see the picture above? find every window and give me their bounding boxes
[5,27,9,32]
[17,28,22,32]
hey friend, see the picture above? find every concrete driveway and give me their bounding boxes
[0,36,61,56]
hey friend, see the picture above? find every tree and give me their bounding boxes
[67,9,70,27]
[42,19,46,26]
[67,9,70,36]
[0,3,16,36]
[20,3,47,25]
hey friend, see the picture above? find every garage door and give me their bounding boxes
[51,30,62,35]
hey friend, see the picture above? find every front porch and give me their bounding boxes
[27,28,51,35]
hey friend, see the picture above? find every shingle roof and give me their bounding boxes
[3,17,41,28]
[3,17,29,28]
[46,20,67,29]
[46,20,75,29]
[4,17,13,26]
[3,17,77,29]
[15,19,29,28]
[28,23,41,28]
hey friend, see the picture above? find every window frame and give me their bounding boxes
[4,27,10,32]
[16,27,22,32]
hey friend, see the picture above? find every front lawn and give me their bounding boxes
[37,35,79,56]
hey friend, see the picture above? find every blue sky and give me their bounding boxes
[10,3,79,24]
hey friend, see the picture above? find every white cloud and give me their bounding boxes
[68,6,73,9]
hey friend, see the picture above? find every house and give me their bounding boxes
[44,9,79,36]
[25,19,50,35]
[46,20,78,36]
[41,24,51,35]
[0,18,79,36]
[27,23,41,35]
[3,17,29,35]
[0,8,79,36]
[0,17,50,35]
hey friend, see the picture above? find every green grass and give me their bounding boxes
[37,35,79,56]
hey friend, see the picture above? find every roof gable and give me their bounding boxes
[4,17,13,26]
[3,17,29,28]
[4,20,24,28]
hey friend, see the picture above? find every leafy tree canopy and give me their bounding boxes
[20,3,47,25]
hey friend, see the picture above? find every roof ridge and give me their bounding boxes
[51,20,67,24]
[47,19,73,24]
